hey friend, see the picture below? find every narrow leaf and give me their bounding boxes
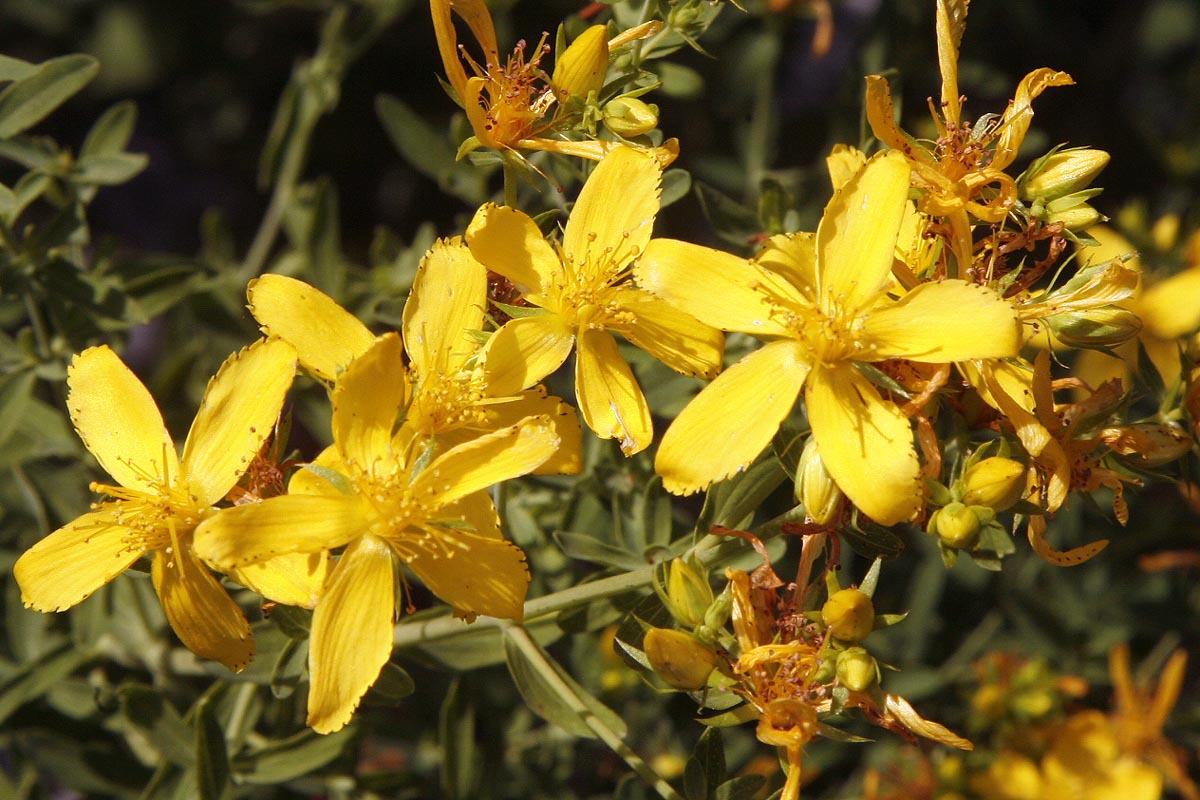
[0,54,100,138]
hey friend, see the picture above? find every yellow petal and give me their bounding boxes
[826,145,867,192]
[14,508,144,612]
[993,68,1074,171]
[332,333,408,471]
[1139,266,1200,339]
[429,0,498,100]
[181,338,297,506]
[466,203,563,300]
[462,77,499,149]
[1078,224,1140,270]
[520,137,679,168]
[404,526,529,621]
[816,151,911,315]
[636,239,794,336]
[562,146,659,284]
[482,314,575,396]
[403,238,488,376]
[68,345,178,494]
[756,233,818,295]
[193,494,368,569]
[806,364,920,525]
[440,489,502,540]
[863,281,1020,362]
[307,535,395,734]
[1027,515,1107,566]
[934,0,968,125]
[609,287,723,379]
[1142,334,1184,387]
[153,547,254,672]
[657,340,809,495]
[230,552,330,610]
[411,415,559,506]
[575,328,653,455]
[883,693,973,750]
[964,357,1037,414]
[247,275,374,382]
[437,387,582,476]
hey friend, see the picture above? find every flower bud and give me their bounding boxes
[1021,148,1110,202]
[821,588,875,643]
[643,628,718,690]
[552,25,609,101]
[935,502,981,549]
[962,457,1026,511]
[602,97,659,137]
[1047,203,1103,232]
[836,647,878,692]
[796,436,844,525]
[665,556,713,628]
[1045,306,1142,349]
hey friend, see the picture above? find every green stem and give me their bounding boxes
[501,623,685,800]
[239,118,312,281]
[502,155,520,207]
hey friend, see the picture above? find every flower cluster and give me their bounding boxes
[12,0,1200,796]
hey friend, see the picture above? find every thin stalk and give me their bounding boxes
[502,623,685,800]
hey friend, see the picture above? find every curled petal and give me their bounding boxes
[994,68,1074,171]
[153,548,254,672]
[1027,515,1108,567]
[307,535,395,734]
[883,693,973,750]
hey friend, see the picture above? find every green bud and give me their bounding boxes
[812,655,837,685]
[702,586,732,632]
[1021,148,1110,202]
[835,647,878,692]
[962,457,1026,511]
[1045,306,1143,349]
[936,502,981,549]
[1047,203,1104,232]
[796,436,844,525]
[603,97,659,138]
[821,588,875,643]
[643,628,718,691]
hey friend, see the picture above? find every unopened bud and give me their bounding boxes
[553,25,609,101]
[1047,203,1104,232]
[643,628,718,690]
[1021,148,1110,202]
[935,502,981,549]
[836,647,878,692]
[603,97,659,137]
[962,457,1026,511]
[665,556,713,628]
[797,436,844,525]
[822,588,875,643]
[1045,306,1142,349]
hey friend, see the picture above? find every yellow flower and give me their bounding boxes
[247,239,582,474]
[864,0,1073,273]
[639,152,1020,524]
[430,0,677,164]
[1074,226,1200,388]
[193,334,561,733]
[14,339,304,671]
[467,146,723,455]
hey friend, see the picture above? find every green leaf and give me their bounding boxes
[708,457,787,531]
[0,643,89,726]
[842,519,906,560]
[0,369,36,457]
[554,531,648,570]
[0,54,36,83]
[503,626,628,740]
[661,168,692,208]
[362,662,416,705]
[194,696,230,800]
[684,727,725,800]
[269,637,307,699]
[439,679,479,800]
[0,181,16,214]
[81,100,138,158]
[695,182,759,248]
[119,684,195,766]
[715,775,767,800]
[232,728,352,784]
[73,152,148,185]
[0,55,100,138]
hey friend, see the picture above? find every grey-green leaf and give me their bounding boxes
[0,55,100,139]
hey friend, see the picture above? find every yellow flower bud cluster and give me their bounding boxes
[926,456,1028,561]
[1020,147,1111,234]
